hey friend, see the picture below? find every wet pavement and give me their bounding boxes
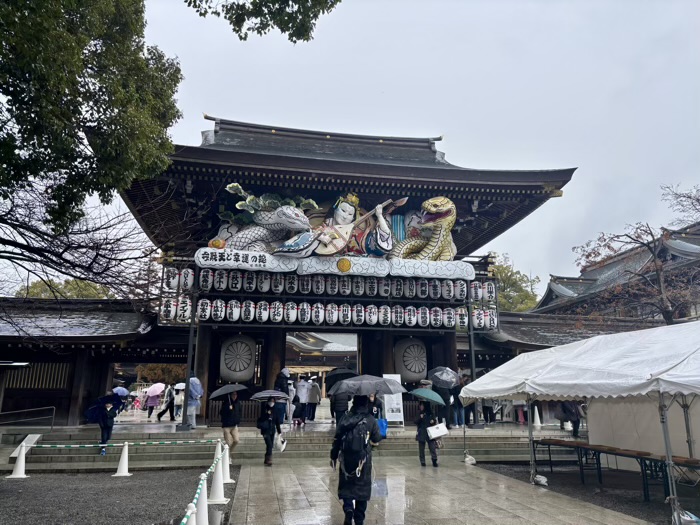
[228,457,651,525]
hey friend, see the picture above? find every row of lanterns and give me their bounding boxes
[164,267,496,303]
[160,297,498,330]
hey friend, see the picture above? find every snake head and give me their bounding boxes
[275,206,311,231]
[420,197,456,225]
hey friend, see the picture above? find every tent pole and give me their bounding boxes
[680,395,695,458]
[659,393,682,525]
[527,394,536,483]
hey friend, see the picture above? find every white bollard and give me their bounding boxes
[112,442,133,477]
[6,443,29,479]
[222,445,235,484]
[213,439,222,461]
[197,473,209,525]
[186,502,197,525]
[533,405,542,429]
[208,457,230,505]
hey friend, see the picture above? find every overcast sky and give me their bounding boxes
[144,0,700,292]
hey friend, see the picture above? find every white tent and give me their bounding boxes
[459,321,700,525]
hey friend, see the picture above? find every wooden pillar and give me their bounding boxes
[67,351,89,426]
[382,331,395,375]
[445,332,458,371]
[194,325,212,424]
[265,330,285,389]
[0,370,6,412]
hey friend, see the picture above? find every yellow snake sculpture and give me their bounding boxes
[389,196,457,261]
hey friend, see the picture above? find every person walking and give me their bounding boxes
[188,377,203,429]
[157,384,176,422]
[295,377,311,425]
[274,367,290,426]
[257,397,281,466]
[307,378,322,421]
[451,376,465,428]
[174,389,184,418]
[145,393,160,420]
[434,385,452,429]
[463,377,476,425]
[415,401,438,467]
[98,402,117,456]
[482,398,496,424]
[330,395,383,525]
[331,392,350,425]
[558,401,582,438]
[220,391,242,461]
[368,392,383,420]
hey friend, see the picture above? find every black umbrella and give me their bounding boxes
[210,384,248,400]
[327,374,406,397]
[427,367,459,389]
[325,368,359,391]
[250,390,289,401]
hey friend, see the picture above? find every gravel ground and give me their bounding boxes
[0,467,240,525]
[478,463,700,525]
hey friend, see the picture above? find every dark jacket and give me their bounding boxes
[257,404,276,435]
[435,386,451,406]
[292,395,304,419]
[449,383,463,404]
[274,372,289,397]
[415,406,436,442]
[369,397,383,420]
[330,407,383,501]
[220,395,242,428]
[331,392,350,415]
[98,407,117,429]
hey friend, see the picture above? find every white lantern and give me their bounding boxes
[241,300,256,322]
[471,308,485,329]
[403,279,416,299]
[339,304,352,325]
[365,305,378,325]
[298,302,311,323]
[243,272,256,293]
[299,275,312,294]
[470,282,483,301]
[377,278,391,297]
[180,268,195,291]
[227,300,241,322]
[339,276,352,296]
[430,307,443,328]
[394,338,427,383]
[417,306,430,327]
[197,299,212,321]
[271,273,284,294]
[326,275,339,295]
[161,297,176,321]
[483,281,497,302]
[441,280,454,300]
[164,267,179,291]
[428,279,442,300]
[284,302,298,323]
[454,280,468,301]
[488,309,498,330]
[199,269,213,292]
[352,276,365,296]
[285,274,298,294]
[391,305,404,326]
[176,296,191,323]
[257,272,271,293]
[256,301,270,323]
[352,304,365,325]
[456,307,468,331]
[365,277,377,297]
[404,305,417,327]
[228,270,242,292]
[211,299,226,321]
[220,335,257,383]
[391,278,404,298]
[379,305,391,326]
[312,275,326,295]
[312,303,325,325]
[270,301,284,323]
[214,270,228,291]
[325,303,339,325]
[442,307,456,328]
[417,279,429,299]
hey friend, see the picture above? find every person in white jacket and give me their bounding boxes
[295,377,311,424]
[307,379,322,421]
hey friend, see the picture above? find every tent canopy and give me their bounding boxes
[460,321,700,403]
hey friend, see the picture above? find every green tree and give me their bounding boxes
[15,278,114,299]
[491,253,541,312]
[135,364,188,385]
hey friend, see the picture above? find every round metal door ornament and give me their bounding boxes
[257,272,271,293]
[403,278,416,299]
[241,300,256,322]
[197,299,212,321]
[326,275,339,295]
[365,276,377,297]
[391,305,404,326]
[220,335,256,383]
[312,275,326,295]
[417,279,429,299]
[180,268,195,291]
[378,305,391,326]
[391,278,404,298]
[455,306,468,331]
[298,302,312,324]
[227,300,241,322]
[270,301,284,323]
[214,270,228,291]
[285,274,298,294]
[352,276,365,296]
[483,281,497,302]
[471,308,485,329]
[311,303,325,325]
[352,304,365,325]
[417,306,430,327]
[243,272,256,293]
[442,307,456,328]
[284,302,298,323]
[394,338,427,383]
[161,297,176,321]
[441,280,454,300]
[404,305,417,327]
[428,279,442,300]
[299,275,312,294]
[377,278,391,297]
[228,270,242,292]
[430,307,443,328]
[339,304,352,325]
[199,269,213,292]
[365,305,378,325]
[325,303,339,325]
[454,280,468,301]
[211,299,227,322]
[256,301,270,323]
[164,267,179,291]
[176,296,192,323]
[339,275,352,296]
[271,273,285,294]
[470,282,483,301]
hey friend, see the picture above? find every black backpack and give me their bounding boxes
[342,417,369,456]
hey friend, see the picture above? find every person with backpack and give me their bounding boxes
[415,401,439,467]
[330,395,383,525]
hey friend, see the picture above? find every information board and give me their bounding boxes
[382,374,405,426]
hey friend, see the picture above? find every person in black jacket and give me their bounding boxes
[257,397,281,466]
[273,367,290,425]
[434,386,452,429]
[330,395,383,525]
[415,401,438,467]
[220,392,242,461]
[368,393,383,420]
[331,392,350,425]
[98,402,117,456]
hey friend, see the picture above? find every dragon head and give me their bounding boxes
[420,196,457,226]
[274,206,312,231]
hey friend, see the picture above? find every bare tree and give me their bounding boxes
[662,184,700,226]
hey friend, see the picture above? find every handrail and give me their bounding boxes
[179,441,228,525]
[0,406,55,431]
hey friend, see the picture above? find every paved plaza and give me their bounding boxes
[230,458,651,525]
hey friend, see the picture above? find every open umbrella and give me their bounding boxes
[175,382,186,390]
[428,367,459,389]
[129,391,138,396]
[112,387,129,397]
[327,375,406,397]
[410,388,445,406]
[210,384,248,400]
[146,383,165,396]
[251,390,289,401]
[325,368,359,391]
